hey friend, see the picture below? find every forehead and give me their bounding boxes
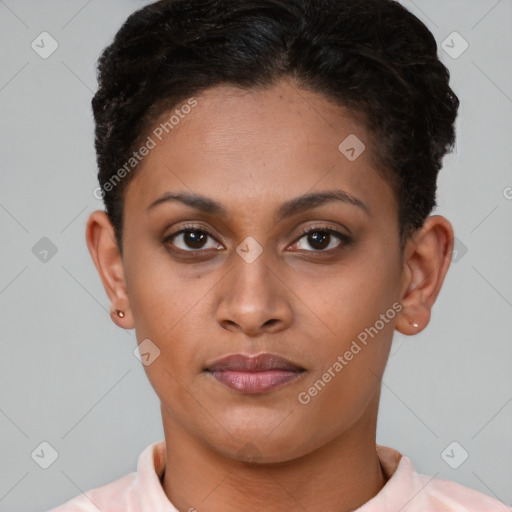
[124,79,394,217]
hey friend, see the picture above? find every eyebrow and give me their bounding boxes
[146,188,370,220]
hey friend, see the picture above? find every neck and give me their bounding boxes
[160,395,388,512]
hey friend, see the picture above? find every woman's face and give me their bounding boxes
[121,79,406,462]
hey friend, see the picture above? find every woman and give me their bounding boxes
[50,0,510,510]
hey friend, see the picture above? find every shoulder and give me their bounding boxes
[413,469,511,512]
[366,445,511,512]
[47,441,168,512]
[47,472,138,512]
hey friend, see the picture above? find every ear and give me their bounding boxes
[395,215,454,336]
[85,210,134,329]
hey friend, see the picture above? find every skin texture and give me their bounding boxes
[86,78,454,512]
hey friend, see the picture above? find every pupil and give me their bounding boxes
[185,230,206,249]
[309,231,329,250]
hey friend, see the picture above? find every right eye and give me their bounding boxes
[163,225,224,252]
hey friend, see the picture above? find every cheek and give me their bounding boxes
[295,245,400,403]
[124,241,192,335]
[297,246,400,346]
[296,302,395,439]
[123,249,200,392]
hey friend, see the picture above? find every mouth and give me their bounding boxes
[204,353,306,394]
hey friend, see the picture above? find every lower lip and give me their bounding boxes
[208,369,303,394]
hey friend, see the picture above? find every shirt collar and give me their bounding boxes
[134,441,409,512]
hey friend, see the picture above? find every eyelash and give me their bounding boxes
[162,223,351,255]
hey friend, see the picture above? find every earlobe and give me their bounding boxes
[395,215,454,336]
[85,210,134,329]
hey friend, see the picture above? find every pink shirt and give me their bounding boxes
[49,441,511,511]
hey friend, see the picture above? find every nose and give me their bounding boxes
[215,251,294,337]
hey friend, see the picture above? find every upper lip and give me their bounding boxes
[205,353,305,372]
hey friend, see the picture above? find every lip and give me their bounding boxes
[205,353,305,394]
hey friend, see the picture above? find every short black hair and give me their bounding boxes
[92,0,459,253]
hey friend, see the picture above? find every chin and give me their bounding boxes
[204,420,314,465]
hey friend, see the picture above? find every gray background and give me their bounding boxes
[0,0,511,511]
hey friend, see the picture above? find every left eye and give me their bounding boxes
[292,228,348,252]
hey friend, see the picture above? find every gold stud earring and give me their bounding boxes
[115,309,125,318]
